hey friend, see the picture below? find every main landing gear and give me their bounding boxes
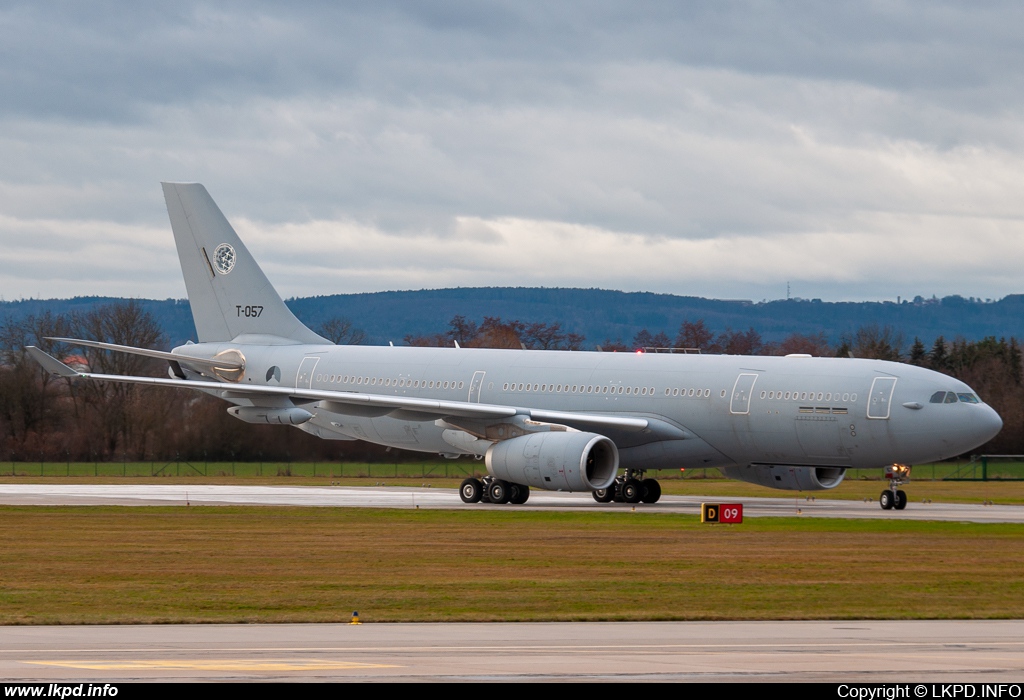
[880,464,910,511]
[592,469,662,504]
[460,476,530,505]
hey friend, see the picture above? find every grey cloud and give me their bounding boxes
[1,2,1024,302]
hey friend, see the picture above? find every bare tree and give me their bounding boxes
[445,316,478,346]
[849,325,904,361]
[717,328,762,355]
[675,320,715,351]
[317,317,367,345]
[775,332,832,357]
[469,317,525,349]
[69,301,165,458]
[0,312,74,453]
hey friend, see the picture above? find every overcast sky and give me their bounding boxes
[2,1,1023,303]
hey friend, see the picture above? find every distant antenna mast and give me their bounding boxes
[787,282,791,300]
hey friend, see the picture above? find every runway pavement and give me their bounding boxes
[2,620,1023,682]
[0,483,1022,522]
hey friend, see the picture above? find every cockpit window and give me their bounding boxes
[930,390,980,404]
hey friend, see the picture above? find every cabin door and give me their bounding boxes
[867,377,897,419]
[295,356,320,389]
[468,371,486,402]
[730,373,758,415]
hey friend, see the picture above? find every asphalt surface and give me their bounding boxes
[0,483,1021,522]
[2,620,1023,682]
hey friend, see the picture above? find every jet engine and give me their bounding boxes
[486,431,619,492]
[719,464,846,491]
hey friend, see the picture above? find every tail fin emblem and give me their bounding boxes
[213,243,236,274]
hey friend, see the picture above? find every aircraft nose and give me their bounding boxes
[973,404,1003,445]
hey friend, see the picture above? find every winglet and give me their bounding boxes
[25,346,81,378]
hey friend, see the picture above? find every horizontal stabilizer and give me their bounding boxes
[47,337,244,371]
[25,347,80,378]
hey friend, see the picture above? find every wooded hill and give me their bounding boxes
[2,288,1024,349]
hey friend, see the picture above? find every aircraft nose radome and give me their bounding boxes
[973,405,1003,446]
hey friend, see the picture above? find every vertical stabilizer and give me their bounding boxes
[162,183,330,345]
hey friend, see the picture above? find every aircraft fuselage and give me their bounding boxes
[181,340,1003,474]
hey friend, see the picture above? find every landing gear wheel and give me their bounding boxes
[882,464,911,512]
[459,478,483,504]
[592,488,614,503]
[879,490,894,510]
[894,490,908,510]
[509,483,530,505]
[488,479,512,504]
[622,479,643,504]
[640,478,661,504]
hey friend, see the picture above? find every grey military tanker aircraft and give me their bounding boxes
[27,183,1003,510]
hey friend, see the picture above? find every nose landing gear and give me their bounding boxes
[880,464,910,510]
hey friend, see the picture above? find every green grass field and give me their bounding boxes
[0,506,1022,625]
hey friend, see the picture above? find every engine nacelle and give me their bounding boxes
[719,464,847,491]
[486,431,618,492]
[227,406,313,425]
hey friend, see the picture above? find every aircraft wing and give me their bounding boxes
[25,346,653,433]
